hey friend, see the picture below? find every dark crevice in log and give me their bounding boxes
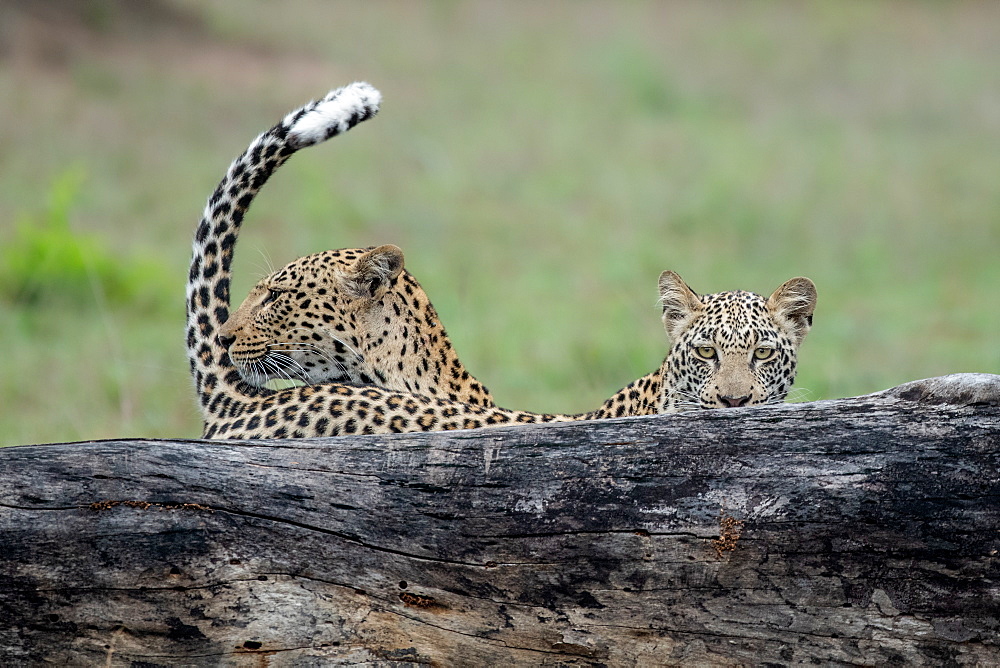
[205,506,494,567]
[0,503,81,511]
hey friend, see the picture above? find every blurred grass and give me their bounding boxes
[1,0,997,445]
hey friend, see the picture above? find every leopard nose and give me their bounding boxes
[217,334,236,349]
[719,394,751,408]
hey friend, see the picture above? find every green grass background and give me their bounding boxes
[1,0,997,446]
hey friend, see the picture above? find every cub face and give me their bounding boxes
[657,271,817,411]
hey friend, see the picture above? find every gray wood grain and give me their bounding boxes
[1,374,998,666]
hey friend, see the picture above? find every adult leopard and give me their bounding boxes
[193,84,493,409]
[188,82,574,437]
[188,82,816,438]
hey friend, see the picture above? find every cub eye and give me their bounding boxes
[753,347,775,361]
[695,345,716,359]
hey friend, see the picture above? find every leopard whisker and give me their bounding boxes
[268,345,350,380]
[280,326,364,362]
[272,326,364,375]
[255,361,273,387]
[268,340,355,381]
[252,246,277,278]
[255,358,280,386]
[665,387,704,413]
[783,387,814,403]
[245,359,268,387]
[266,352,312,385]
[672,389,702,402]
[261,355,310,390]
[314,328,365,361]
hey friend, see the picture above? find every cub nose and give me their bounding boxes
[217,334,236,349]
[719,394,751,408]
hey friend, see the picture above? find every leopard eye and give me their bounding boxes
[261,289,282,306]
[753,347,775,361]
[695,345,716,359]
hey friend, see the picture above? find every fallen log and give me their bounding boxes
[1,373,998,666]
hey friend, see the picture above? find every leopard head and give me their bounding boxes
[657,270,817,412]
[218,244,409,386]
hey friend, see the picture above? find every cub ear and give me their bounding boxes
[658,270,704,340]
[350,244,405,300]
[766,277,817,340]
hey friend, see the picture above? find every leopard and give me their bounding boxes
[187,82,575,438]
[187,82,816,439]
[202,80,622,416]
[575,270,816,417]
[652,270,815,412]
[217,244,496,407]
[190,80,502,411]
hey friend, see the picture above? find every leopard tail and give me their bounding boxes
[185,83,381,410]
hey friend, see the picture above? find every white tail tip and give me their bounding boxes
[287,81,382,148]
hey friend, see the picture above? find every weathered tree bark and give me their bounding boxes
[1,374,998,666]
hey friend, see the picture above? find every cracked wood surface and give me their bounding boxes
[0,373,998,666]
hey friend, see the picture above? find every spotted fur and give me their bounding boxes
[207,84,643,417]
[218,244,497,407]
[654,271,817,411]
[188,83,584,438]
[188,83,816,439]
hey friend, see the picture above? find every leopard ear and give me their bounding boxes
[658,270,703,339]
[766,277,817,341]
[350,244,405,300]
